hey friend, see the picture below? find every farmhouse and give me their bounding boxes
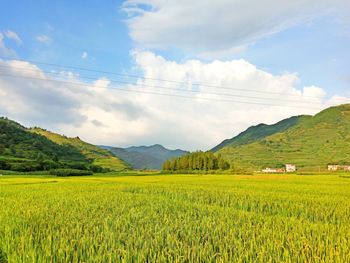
[285,164,296,172]
[328,165,338,171]
[262,164,296,173]
[262,167,285,173]
[328,165,350,171]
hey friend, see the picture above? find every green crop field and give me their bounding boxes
[0,174,350,262]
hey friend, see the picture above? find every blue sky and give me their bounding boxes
[1,1,132,74]
[0,0,349,149]
[1,0,349,96]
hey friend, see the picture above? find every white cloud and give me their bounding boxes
[0,30,21,57]
[0,53,349,150]
[81,51,88,59]
[123,0,349,57]
[4,30,22,45]
[35,35,52,45]
[0,33,15,57]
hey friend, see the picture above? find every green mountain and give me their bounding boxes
[0,117,128,172]
[30,128,128,171]
[211,115,308,152]
[215,104,350,171]
[101,144,188,170]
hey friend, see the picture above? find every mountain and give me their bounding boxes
[31,128,128,171]
[101,144,188,170]
[211,115,308,152]
[215,104,350,171]
[0,117,128,172]
[101,147,163,170]
[0,117,86,171]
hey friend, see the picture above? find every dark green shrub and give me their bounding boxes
[40,160,60,170]
[49,169,93,177]
[66,162,89,170]
[10,162,41,172]
[0,159,11,170]
[88,165,104,173]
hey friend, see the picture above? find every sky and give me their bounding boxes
[0,0,349,150]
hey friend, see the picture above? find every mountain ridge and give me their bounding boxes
[215,104,350,171]
[211,115,309,152]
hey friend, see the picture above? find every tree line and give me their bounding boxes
[162,151,230,171]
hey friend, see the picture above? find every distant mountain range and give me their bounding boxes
[101,144,188,170]
[212,104,350,171]
[2,103,350,173]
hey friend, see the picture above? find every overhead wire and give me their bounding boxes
[0,64,335,106]
[0,72,324,110]
[0,56,344,100]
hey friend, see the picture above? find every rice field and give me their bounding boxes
[0,174,350,262]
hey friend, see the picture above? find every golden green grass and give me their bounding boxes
[0,174,349,262]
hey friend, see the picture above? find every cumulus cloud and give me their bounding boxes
[0,53,348,150]
[0,60,86,126]
[0,59,147,144]
[35,34,52,45]
[123,0,349,57]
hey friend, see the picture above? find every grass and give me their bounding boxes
[93,156,128,171]
[0,173,350,262]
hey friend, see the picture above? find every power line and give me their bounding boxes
[0,64,336,106]
[0,56,337,100]
[0,72,323,110]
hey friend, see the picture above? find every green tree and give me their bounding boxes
[162,151,231,172]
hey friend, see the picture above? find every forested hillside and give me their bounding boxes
[31,128,129,171]
[0,117,128,172]
[0,117,86,171]
[216,104,350,171]
[211,115,308,152]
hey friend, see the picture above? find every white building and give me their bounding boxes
[285,164,296,172]
[262,167,285,173]
[262,164,296,173]
[262,168,277,173]
[328,165,350,171]
[328,165,339,171]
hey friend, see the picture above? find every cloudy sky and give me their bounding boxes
[0,0,349,150]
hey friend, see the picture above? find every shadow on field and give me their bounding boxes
[98,171,163,177]
[6,180,58,186]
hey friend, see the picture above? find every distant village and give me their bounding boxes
[261,164,350,173]
[262,164,296,173]
[327,165,350,172]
